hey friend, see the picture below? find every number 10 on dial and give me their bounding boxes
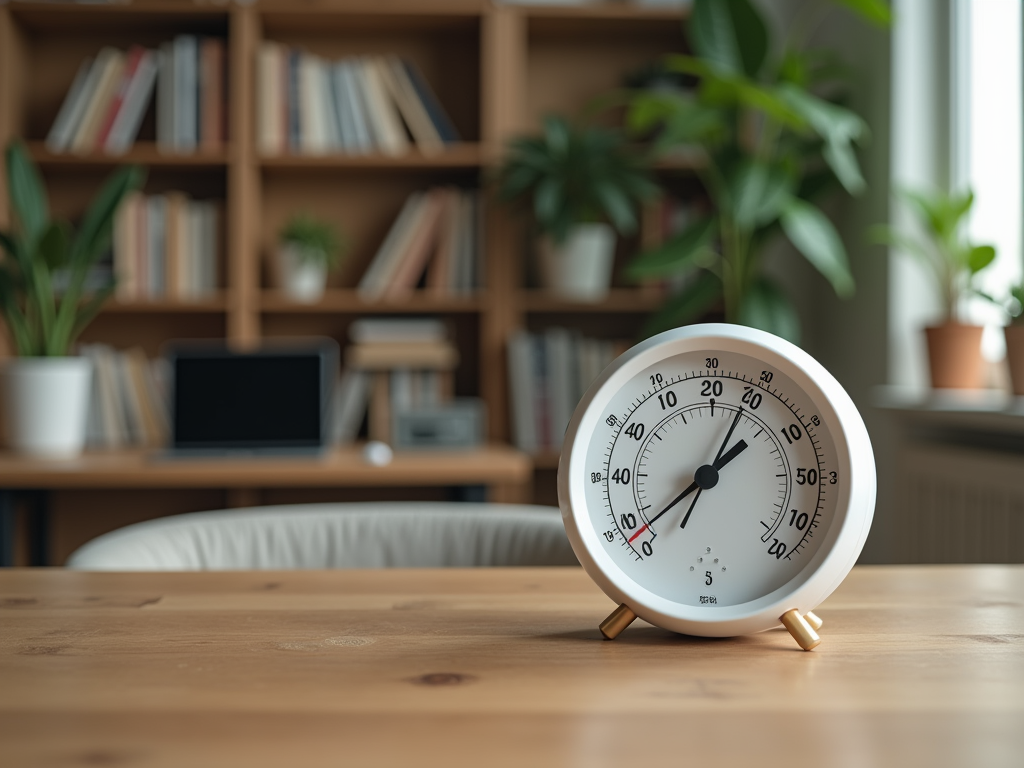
[557,324,876,650]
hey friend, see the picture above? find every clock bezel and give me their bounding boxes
[557,323,876,637]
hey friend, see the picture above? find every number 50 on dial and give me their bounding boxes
[557,324,876,650]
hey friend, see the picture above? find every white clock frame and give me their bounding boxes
[558,323,876,642]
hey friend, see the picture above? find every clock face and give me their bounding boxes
[579,347,843,610]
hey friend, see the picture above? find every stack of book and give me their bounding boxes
[257,45,461,157]
[113,191,220,301]
[333,319,457,444]
[358,187,482,300]
[507,329,628,454]
[80,345,169,449]
[46,37,225,156]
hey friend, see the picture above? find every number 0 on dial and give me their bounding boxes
[558,324,876,645]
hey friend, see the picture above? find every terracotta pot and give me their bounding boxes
[1004,325,1024,395]
[924,323,985,389]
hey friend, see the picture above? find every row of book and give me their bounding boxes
[507,329,628,454]
[257,44,460,157]
[333,319,455,444]
[113,192,220,301]
[81,345,169,448]
[358,188,483,301]
[47,37,225,156]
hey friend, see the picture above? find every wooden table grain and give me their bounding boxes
[1,565,1022,767]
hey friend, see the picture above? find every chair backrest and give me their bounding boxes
[66,502,579,570]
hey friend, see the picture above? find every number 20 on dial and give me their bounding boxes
[557,324,876,650]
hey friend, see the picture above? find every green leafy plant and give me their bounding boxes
[279,213,346,269]
[872,189,996,323]
[624,0,889,341]
[0,141,143,357]
[498,115,658,245]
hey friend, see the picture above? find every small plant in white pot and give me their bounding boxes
[499,116,657,302]
[0,141,143,456]
[277,214,345,303]
[873,188,996,389]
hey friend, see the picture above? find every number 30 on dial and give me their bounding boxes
[558,324,876,650]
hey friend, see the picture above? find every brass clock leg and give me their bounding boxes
[780,609,820,651]
[804,611,823,631]
[599,603,637,640]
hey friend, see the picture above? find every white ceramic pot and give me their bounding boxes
[0,357,92,457]
[278,243,328,303]
[538,223,616,302]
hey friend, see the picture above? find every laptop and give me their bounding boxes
[163,339,338,457]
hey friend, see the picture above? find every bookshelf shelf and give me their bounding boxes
[260,144,483,171]
[27,142,229,169]
[101,296,229,314]
[259,290,481,314]
[521,289,664,314]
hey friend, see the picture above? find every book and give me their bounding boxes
[383,188,448,298]
[299,53,329,154]
[258,42,283,155]
[345,341,459,370]
[401,59,461,144]
[356,192,425,299]
[156,43,175,152]
[199,38,224,152]
[105,48,158,154]
[287,49,302,152]
[164,192,187,299]
[173,35,198,152]
[349,318,448,345]
[341,61,374,153]
[95,46,145,151]
[426,190,459,294]
[507,332,538,454]
[359,57,409,156]
[71,48,125,154]
[332,369,371,444]
[379,55,443,155]
[46,57,97,152]
[114,191,142,300]
[146,196,166,297]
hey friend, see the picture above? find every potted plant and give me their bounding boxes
[277,213,345,303]
[621,0,889,340]
[1004,283,1024,395]
[874,188,996,389]
[0,141,143,455]
[499,115,657,302]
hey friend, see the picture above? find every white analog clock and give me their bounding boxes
[557,323,875,650]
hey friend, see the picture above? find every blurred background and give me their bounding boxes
[0,0,1020,568]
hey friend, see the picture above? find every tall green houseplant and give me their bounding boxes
[626,0,889,341]
[0,141,143,356]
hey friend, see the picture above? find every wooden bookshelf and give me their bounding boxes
[0,0,692,560]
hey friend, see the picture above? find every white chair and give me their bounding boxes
[66,502,579,570]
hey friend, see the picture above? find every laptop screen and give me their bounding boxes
[170,342,336,451]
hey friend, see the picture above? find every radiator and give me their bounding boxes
[895,443,1024,563]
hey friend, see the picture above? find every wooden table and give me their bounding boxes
[2,565,1022,767]
[0,445,532,566]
